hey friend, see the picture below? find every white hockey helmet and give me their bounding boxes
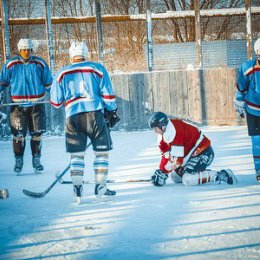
[254,38,260,55]
[69,41,88,59]
[17,38,34,51]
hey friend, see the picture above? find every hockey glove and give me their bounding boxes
[151,169,168,186]
[234,99,246,118]
[104,108,120,128]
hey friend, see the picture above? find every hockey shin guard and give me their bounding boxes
[13,136,26,157]
[94,151,109,185]
[251,135,260,172]
[30,135,42,157]
[70,153,85,185]
[182,170,218,186]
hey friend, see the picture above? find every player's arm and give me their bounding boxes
[42,61,53,92]
[234,65,248,118]
[0,63,11,91]
[99,66,120,127]
[50,73,64,108]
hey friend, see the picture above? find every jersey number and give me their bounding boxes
[68,80,90,99]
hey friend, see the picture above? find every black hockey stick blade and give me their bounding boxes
[22,189,46,198]
[22,165,70,198]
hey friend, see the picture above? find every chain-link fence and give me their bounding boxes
[1,0,259,73]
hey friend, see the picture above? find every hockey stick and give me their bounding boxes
[1,100,50,107]
[58,177,152,184]
[23,165,70,198]
[23,142,93,198]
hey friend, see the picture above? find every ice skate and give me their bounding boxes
[0,189,9,199]
[256,170,260,182]
[32,156,44,174]
[216,169,237,184]
[14,156,23,175]
[95,184,116,197]
[94,184,116,203]
[73,185,83,204]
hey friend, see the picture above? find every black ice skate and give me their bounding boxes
[32,156,44,174]
[14,156,23,175]
[216,169,237,184]
[73,185,83,204]
[0,189,9,199]
[95,184,116,196]
[256,170,260,182]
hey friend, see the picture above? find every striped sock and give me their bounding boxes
[94,151,109,185]
[70,153,85,185]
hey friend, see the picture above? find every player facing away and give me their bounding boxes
[234,38,260,181]
[50,41,120,203]
[0,38,52,174]
[148,112,237,187]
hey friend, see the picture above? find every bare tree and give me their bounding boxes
[155,0,246,42]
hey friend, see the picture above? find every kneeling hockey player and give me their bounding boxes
[50,41,119,203]
[148,112,236,187]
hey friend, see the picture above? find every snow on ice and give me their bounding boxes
[0,126,260,260]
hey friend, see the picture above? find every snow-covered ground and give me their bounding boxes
[1,126,260,260]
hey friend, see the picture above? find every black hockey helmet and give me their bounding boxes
[148,112,169,130]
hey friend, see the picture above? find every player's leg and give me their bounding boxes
[10,106,27,174]
[65,113,87,203]
[28,105,46,173]
[88,110,116,196]
[246,113,260,181]
[251,135,260,181]
[182,146,236,185]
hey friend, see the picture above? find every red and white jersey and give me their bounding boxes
[159,119,210,166]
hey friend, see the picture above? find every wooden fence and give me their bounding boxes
[111,67,244,130]
[0,67,243,134]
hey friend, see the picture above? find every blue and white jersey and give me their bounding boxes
[50,61,117,118]
[235,58,260,116]
[0,55,52,103]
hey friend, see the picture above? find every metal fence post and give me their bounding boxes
[44,0,55,75]
[245,0,253,60]
[0,0,11,62]
[95,0,104,64]
[194,0,202,68]
[146,0,153,71]
[44,0,57,131]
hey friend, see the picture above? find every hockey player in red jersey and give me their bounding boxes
[148,112,237,186]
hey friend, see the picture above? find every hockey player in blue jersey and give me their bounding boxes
[50,41,120,203]
[0,38,52,174]
[234,38,260,181]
